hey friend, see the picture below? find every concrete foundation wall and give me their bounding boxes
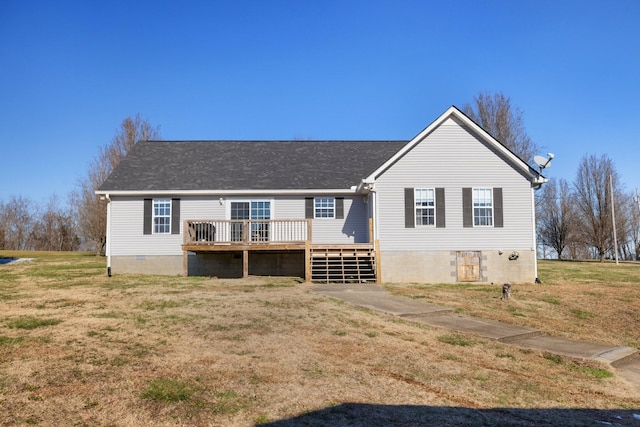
[381,249,536,284]
[188,251,304,278]
[111,251,305,278]
[248,251,305,277]
[188,253,242,278]
[111,255,183,275]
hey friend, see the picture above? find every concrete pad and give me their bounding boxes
[595,346,639,365]
[615,356,640,393]
[406,313,541,342]
[314,286,451,316]
[510,335,633,361]
[312,284,387,293]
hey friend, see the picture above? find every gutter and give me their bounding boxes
[95,188,361,197]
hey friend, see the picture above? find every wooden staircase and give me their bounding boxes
[310,246,377,284]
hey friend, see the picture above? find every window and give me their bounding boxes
[314,197,335,218]
[230,200,271,242]
[143,198,180,235]
[473,188,493,226]
[414,189,435,226]
[153,198,172,233]
[404,188,445,228]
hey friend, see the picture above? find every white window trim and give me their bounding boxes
[225,198,275,220]
[414,188,435,227]
[314,197,335,219]
[153,198,171,234]
[472,187,494,227]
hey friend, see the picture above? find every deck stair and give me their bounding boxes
[310,246,376,283]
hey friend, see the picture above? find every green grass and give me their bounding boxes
[0,335,26,346]
[544,353,563,364]
[138,299,185,310]
[537,259,640,285]
[6,316,62,330]
[570,364,614,379]
[542,353,613,379]
[141,378,195,402]
[437,334,476,347]
[540,296,561,305]
[209,390,247,414]
[571,308,596,320]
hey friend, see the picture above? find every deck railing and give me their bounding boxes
[184,219,312,246]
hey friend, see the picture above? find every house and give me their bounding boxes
[96,106,546,283]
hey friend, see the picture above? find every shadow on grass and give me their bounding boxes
[257,403,640,426]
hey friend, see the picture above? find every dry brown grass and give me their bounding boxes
[387,260,640,349]
[1,253,639,426]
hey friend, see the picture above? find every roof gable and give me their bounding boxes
[364,106,540,184]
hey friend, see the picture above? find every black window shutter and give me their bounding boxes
[305,198,314,219]
[435,188,445,228]
[335,197,344,219]
[462,188,472,228]
[493,188,503,228]
[143,199,152,235]
[404,188,415,228]
[171,198,181,234]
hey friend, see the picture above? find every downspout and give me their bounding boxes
[105,193,112,277]
[371,187,378,241]
[531,186,538,282]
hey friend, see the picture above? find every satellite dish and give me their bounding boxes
[534,155,550,169]
[534,153,554,171]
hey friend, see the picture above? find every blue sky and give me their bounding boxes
[1,0,639,203]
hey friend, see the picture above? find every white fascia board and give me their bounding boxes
[95,188,358,197]
[363,106,539,183]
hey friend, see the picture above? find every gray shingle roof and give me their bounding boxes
[98,140,408,192]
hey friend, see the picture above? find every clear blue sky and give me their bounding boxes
[1,0,639,203]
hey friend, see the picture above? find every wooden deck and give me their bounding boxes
[181,219,379,283]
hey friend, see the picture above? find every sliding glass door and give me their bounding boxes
[230,201,271,242]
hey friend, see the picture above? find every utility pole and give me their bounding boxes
[635,189,640,261]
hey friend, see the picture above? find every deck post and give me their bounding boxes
[375,239,382,284]
[242,250,249,278]
[183,250,188,277]
[369,218,374,244]
[305,241,311,283]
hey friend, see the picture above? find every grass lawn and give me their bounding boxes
[0,252,639,426]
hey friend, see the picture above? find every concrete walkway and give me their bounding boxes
[313,283,640,393]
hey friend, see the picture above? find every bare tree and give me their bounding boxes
[631,190,640,260]
[573,154,626,261]
[0,196,35,250]
[462,91,541,164]
[616,191,640,260]
[537,178,576,259]
[30,196,79,251]
[74,114,161,255]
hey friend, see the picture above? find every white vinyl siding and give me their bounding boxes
[108,195,369,257]
[277,196,367,244]
[375,116,534,251]
[110,197,226,256]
